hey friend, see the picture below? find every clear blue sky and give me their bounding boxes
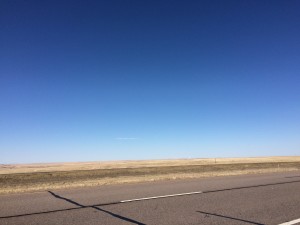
[1,0,300,163]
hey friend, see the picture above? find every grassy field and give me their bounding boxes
[1,157,300,194]
[1,156,300,174]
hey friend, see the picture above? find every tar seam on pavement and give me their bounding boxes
[1,179,300,220]
[197,211,264,225]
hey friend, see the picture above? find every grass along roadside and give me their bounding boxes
[1,161,300,194]
[2,156,300,175]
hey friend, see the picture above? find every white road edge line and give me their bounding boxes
[278,218,300,225]
[120,191,203,203]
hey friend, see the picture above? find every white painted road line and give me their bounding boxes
[278,218,300,225]
[120,191,203,203]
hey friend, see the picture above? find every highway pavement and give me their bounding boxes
[1,171,300,225]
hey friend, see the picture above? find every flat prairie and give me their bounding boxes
[1,156,300,194]
[1,156,300,174]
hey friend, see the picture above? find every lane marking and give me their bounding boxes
[3,179,300,219]
[120,191,203,203]
[278,218,300,225]
[99,179,300,206]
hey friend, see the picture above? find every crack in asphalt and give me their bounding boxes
[1,179,300,220]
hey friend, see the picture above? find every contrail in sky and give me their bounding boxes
[115,137,138,140]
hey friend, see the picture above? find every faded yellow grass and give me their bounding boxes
[0,166,298,194]
[1,156,300,175]
[1,157,300,194]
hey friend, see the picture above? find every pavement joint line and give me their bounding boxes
[119,191,203,203]
[278,218,300,225]
[2,179,300,219]
[92,179,300,207]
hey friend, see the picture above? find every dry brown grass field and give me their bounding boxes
[1,156,300,194]
[1,156,300,174]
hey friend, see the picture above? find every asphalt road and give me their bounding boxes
[1,171,300,225]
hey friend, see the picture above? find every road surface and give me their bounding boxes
[1,171,300,225]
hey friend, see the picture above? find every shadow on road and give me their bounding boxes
[48,191,146,225]
[48,191,84,207]
[0,191,145,224]
[197,211,265,225]
[1,180,300,222]
[92,206,146,225]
